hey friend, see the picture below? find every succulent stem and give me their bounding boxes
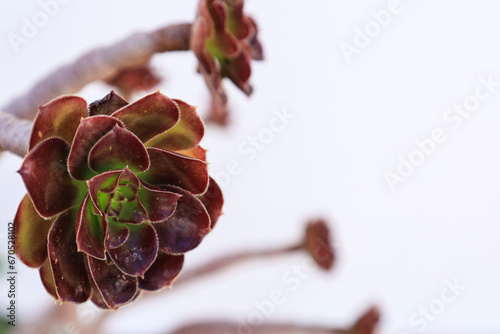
[175,243,304,285]
[0,111,32,157]
[2,23,192,121]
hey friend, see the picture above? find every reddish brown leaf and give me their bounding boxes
[87,256,138,309]
[88,126,150,174]
[107,223,158,277]
[139,252,184,291]
[139,148,208,195]
[68,115,124,180]
[154,187,211,254]
[30,95,88,149]
[111,91,179,143]
[197,177,224,229]
[145,99,205,151]
[48,208,91,303]
[19,138,86,218]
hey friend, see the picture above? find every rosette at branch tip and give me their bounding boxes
[191,0,263,124]
[14,90,223,309]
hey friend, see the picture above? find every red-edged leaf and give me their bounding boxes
[19,138,86,218]
[14,194,55,268]
[87,170,121,215]
[88,126,149,174]
[197,177,224,229]
[221,51,252,95]
[139,148,208,195]
[138,187,180,223]
[89,276,109,309]
[107,223,158,277]
[139,252,184,291]
[68,115,124,180]
[83,256,110,309]
[47,208,91,303]
[111,91,179,143]
[177,145,207,161]
[87,256,138,309]
[105,219,130,249]
[154,187,211,254]
[145,99,205,151]
[76,195,106,260]
[39,258,58,301]
[119,167,140,187]
[30,96,88,150]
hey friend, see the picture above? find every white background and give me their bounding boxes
[1,1,500,333]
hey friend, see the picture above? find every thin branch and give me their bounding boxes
[174,244,303,286]
[171,323,342,334]
[2,23,192,120]
[0,111,31,157]
[175,219,335,286]
[170,307,380,334]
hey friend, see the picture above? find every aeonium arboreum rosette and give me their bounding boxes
[14,91,223,309]
[191,0,263,124]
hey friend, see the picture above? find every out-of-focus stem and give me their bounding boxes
[2,23,192,120]
[175,219,335,286]
[172,323,344,334]
[175,243,303,285]
[170,307,380,334]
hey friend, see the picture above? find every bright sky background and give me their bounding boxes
[1,1,500,333]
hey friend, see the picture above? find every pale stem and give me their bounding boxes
[0,111,32,157]
[2,23,192,120]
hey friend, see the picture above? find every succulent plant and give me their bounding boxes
[14,91,223,309]
[191,0,263,123]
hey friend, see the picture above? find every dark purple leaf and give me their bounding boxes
[139,148,208,195]
[138,186,180,223]
[47,208,91,303]
[87,256,138,309]
[107,223,158,277]
[19,138,86,218]
[139,252,184,291]
[197,177,224,229]
[39,258,58,301]
[154,187,210,254]
[105,219,130,249]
